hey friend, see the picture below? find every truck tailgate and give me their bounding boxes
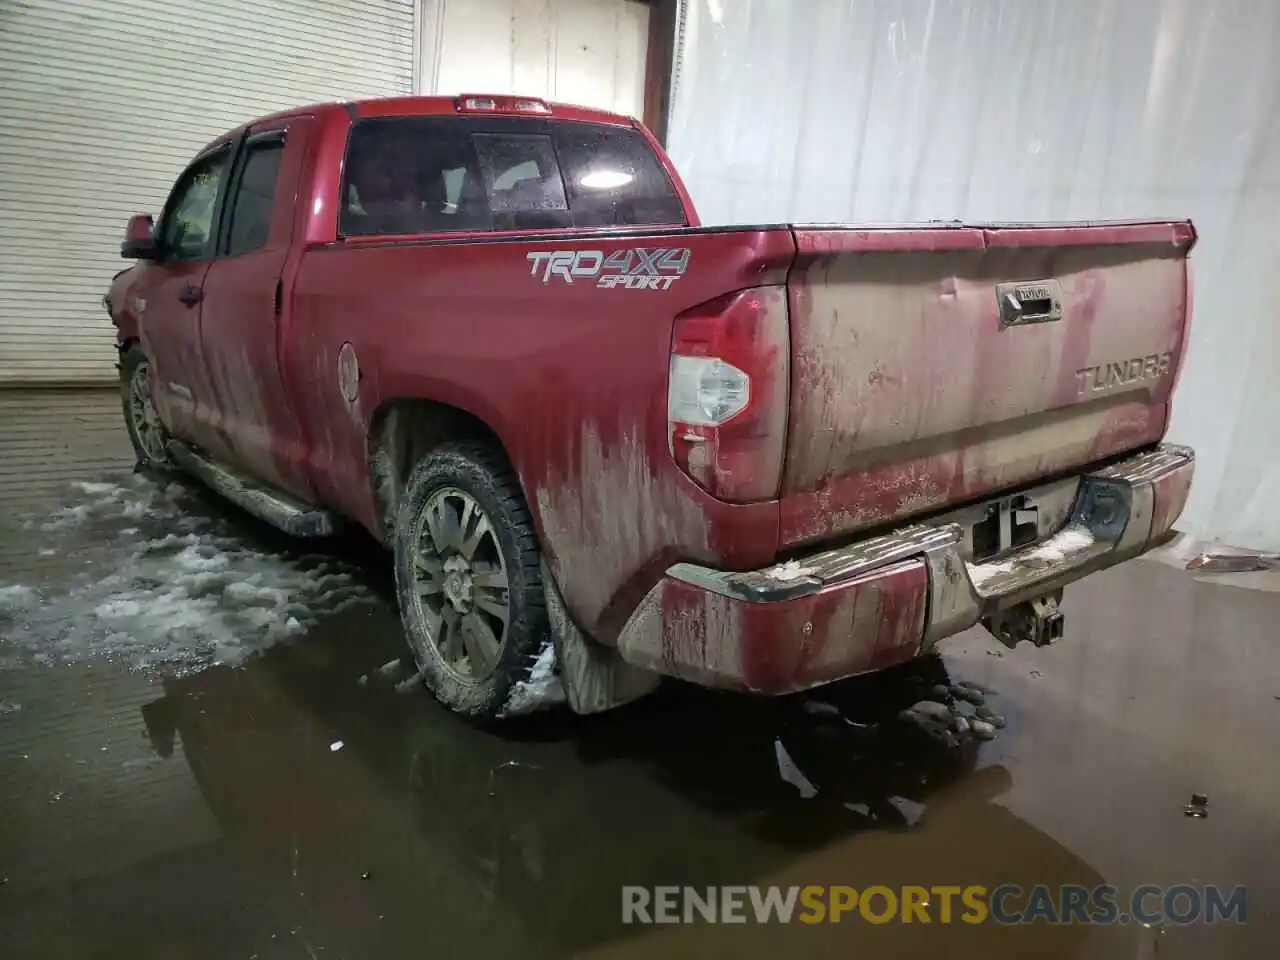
[780,221,1195,548]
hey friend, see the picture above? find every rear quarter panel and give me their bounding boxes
[292,228,794,641]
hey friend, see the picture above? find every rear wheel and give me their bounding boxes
[119,343,170,469]
[393,441,552,720]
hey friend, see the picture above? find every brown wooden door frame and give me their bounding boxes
[641,0,678,145]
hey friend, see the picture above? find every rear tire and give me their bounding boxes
[392,441,553,721]
[119,343,171,470]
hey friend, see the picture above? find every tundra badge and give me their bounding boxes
[1075,352,1172,395]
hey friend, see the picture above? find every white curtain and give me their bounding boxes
[667,0,1280,550]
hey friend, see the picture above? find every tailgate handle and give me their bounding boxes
[996,279,1063,326]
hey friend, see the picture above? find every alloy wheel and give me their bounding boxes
[409,487,511,683]
[128,360,168,464]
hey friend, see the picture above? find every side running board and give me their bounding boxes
[166,440,338,538]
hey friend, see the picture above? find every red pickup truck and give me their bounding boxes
[106,94,1197,721]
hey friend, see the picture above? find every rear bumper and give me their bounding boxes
[615,444,1194,694]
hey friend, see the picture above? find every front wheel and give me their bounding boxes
[119,343,170,470]
[392,441,555,721]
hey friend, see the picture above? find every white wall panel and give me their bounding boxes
[422,0,649,118]
[667,0,1280,550]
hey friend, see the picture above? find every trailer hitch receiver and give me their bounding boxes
[982,591,1065,649]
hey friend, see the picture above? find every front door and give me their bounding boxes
[198,117,316,502]
[134,143,234,451]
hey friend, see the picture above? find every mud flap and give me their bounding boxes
[541,560,661,714]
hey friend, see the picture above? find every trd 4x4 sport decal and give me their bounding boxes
[526,248,691,290]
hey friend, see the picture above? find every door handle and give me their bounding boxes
[178,285,203,307]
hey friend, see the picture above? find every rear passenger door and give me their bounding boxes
[198,116,318,502]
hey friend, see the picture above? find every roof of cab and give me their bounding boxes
[257,94,631,133]
[349,94,635,126]
[195,94,635,157]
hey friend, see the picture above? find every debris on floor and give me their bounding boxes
[486,760,544,797]
[501,639,567,717]
[969,719,997,740]
[975,705,1007,727]
[884,796,927,827]
[375,657,406,679]
[773,738,819,799]
[799,697,879,735]
[1186,551,1280,573]
[898,679,1003,748]
[950,682,986,706]
[393,671,424,695]
[1184,792,1209,818]
[907,699,952,721]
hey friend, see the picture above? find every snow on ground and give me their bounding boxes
[502,638,566,716]
[0,474,375,674]
[0,584,37,612]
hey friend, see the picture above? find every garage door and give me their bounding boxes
[0,0,416,385]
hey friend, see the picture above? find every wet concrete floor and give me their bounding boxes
[1,391,1278,958]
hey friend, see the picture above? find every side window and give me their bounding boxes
[551,125,686,227]
[159,148,231,260]
[342,118,492,237]
[225,136,285,256]
[472,134,569,226]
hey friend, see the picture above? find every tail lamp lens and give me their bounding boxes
[667,286,789,503]
[668,357,750,424]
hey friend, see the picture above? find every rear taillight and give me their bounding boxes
[667,286,789,503]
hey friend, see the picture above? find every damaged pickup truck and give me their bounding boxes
[106,94,1197,720]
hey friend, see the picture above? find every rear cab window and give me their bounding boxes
[340,116,686,237]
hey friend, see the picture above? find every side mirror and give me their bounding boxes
[121,214,160,260]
